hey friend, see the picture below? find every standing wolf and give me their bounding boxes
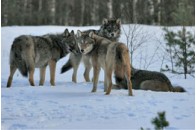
[7,29,78,87]
[77,31,133,96]
[61,18,121,83]
[115,67,186,92]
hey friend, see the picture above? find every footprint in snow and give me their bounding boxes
[10,124,27,129]
[47,100,58,104]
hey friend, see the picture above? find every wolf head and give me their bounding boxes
[76,30,95,55]
[100,18,121,41]
[62,29,80,54]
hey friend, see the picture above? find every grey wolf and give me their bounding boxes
[115,67,186,92]
[76,30,133,96]
[7,29,78,87]
[61,18,121,83]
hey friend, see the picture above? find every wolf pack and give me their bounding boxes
[6,18,186,96]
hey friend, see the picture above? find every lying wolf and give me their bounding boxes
[61,18,121,83]
[77,30,133,96]
[115,67,186,92]
[7,29,78,87]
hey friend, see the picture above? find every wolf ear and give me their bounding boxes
[64,29,69,37]
[102,18,108,25]
[77,30,82,38]
[116,18,121,25]
[89,32,94,38]
[71,30,74,36]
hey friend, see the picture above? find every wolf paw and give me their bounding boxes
[50,81,55,86]
[30,83,35,86]
[91,89,96,93]
[105,92,110,95]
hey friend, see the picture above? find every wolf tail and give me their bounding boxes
[114,44,132,95]
[162,75,186,92]
[10,44,28,77]
[172,86,186,92]
[61,59,73,73]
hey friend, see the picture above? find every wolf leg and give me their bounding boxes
[70,53,82,83]
[123,66,132,96]
[72,66,78,83]
[91,66,100,93]
[124,65,133,96]
[39,66,46,86]
[49,60,56,86]
[127,80,133,96]
[71,53,82,83]
[83,56,92,82]
[6,65,17,88]
[61,53,82,76]
[29,67,35,86]
[125,74,133,96]
[104,71,107,92]
[84,66,92,82]
[105,68,113,95]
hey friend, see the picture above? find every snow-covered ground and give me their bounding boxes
[1,25,195,129]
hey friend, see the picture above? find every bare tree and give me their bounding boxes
[139,45,161,69]
[122,24,150,65]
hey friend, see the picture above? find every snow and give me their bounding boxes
[1,25,195,129]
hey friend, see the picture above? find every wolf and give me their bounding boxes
[76,30,133,96]
[115,67,186,92]
[6,29,79,87]
[61,18,121,83]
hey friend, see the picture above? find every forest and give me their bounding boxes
[1,0,195,26]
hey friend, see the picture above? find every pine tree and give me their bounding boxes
[151,111,169,130]
[162,27,195,79]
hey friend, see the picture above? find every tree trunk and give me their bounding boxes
[80,0,85,25]
[38,0,42,11]
[49,0,56,24]
[182,26,187,79]
[148,0,155,24]
[157,0,161,25]
[2,0,8,26]
[107,0,113,18]
[132,0,137,23]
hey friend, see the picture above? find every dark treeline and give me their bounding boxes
[1,0,195,26]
